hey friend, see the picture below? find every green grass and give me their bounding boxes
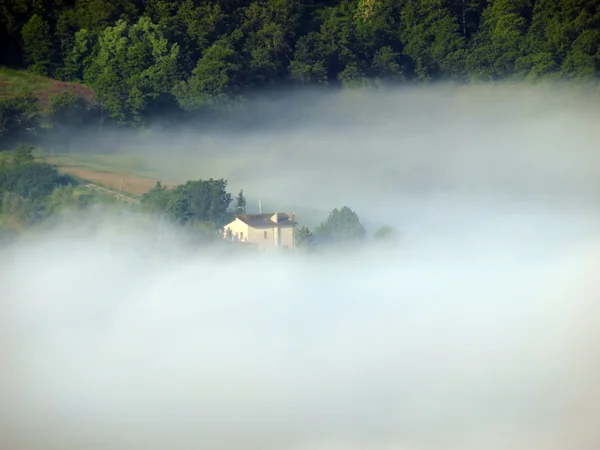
[0,67,96,111]
[48,153,155,176]
[44,151,329,225]
[47,152,254,183]
[0,68,53,99]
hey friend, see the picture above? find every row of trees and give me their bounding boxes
[295,206,399,250]
[0,91,102,150]
[140,180,395,249]
[2,0,598,126]
[0,152,395,251]
[0,145,90,235]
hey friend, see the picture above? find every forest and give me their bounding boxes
[1,0,599,129]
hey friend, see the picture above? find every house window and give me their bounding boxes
[264,231,268,239]
[240,231,244,240]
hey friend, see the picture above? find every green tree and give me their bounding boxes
[21,13,54,75]
[12,143,35,164]
[141,178,233,228]
[466,0,532,81]
[84,17,180,124]
[234,189,246,214]
[295,224,314,249]
[175,0,226,71]
[57,28,96,82]
[0,94,40,149]
[174,32,243,110]
[398,0,466,80]
[315,206,366,245]
[374,225,400,241]
[518,0,600,81]
[240,0,300,86]
[49,91,97,127]
[140,181,173,214]
[446,0,488,38]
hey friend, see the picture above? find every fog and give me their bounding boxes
[2,83,600,449]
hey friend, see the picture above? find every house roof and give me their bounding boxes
[235,213,295,228]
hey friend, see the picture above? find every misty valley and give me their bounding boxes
[2,0,600,447]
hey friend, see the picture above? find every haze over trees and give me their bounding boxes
[1,0,598,132]
[0,145,374,251]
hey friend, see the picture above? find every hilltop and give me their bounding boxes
[0,67,95,113]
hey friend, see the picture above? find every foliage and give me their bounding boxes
[0,149,76,201]
[0,94,39,149]
[83,17,180,125]
[315,206,366,246]
[234,189,246,214]
[21,14,54,76]
[0,149,79,231]
[374,225,399,241]
[141,178,233,228]
[49,91,100,129]
[295,224,314,249]
[1,0,599,126]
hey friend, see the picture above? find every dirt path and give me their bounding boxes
[59,166,174,196]
[84,184,140,204]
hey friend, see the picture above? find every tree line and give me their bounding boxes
[0,145,88,239]
[0,147,395,250]
[1,0,598,127]
[1,90,102,150]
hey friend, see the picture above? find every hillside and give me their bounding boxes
[1,0,598,126]
[0,67,95,113]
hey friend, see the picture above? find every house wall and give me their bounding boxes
[223,218,296,250]
[279,226,294,248]
[223,218,249,242]
[247,225,295,250]
[247,226,275,250]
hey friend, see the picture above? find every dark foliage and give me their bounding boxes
[0,0,597,128]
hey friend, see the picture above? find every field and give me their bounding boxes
[0,67,95,111]
[43,152,255,196]
[39,151,328,225]
[44,153,174,196]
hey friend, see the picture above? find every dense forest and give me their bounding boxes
[1,0,599,129]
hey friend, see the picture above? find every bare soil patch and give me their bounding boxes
[59,166,174,196]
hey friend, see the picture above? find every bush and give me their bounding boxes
[0,94,40,149]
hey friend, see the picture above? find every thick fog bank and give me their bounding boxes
[65,84,600,221]
[3,83,600,449]
[1,204,600,450]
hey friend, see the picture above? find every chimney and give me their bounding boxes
[291,212,295,224]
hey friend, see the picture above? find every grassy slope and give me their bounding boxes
[0,67,96,112]
[0,68,326,222]
[43,152,328,225]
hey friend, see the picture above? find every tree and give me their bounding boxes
[234,189,246,214]
[374,225,400,241]
[174,32,243,111]
[57,28,97,82]
[517,0,600,81]
[142,178,233,228]
[315,206,366,245]
[295,225,314,249]
[49,91,98,128]
[0,94,40,149]
[21,14,54,75]
[398,0,466,80]
[12,144,35,164]
[466,0,532,81]
[140,181,172,214]
[84,17,180,125]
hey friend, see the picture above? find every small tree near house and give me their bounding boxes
[234,189,246,214]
